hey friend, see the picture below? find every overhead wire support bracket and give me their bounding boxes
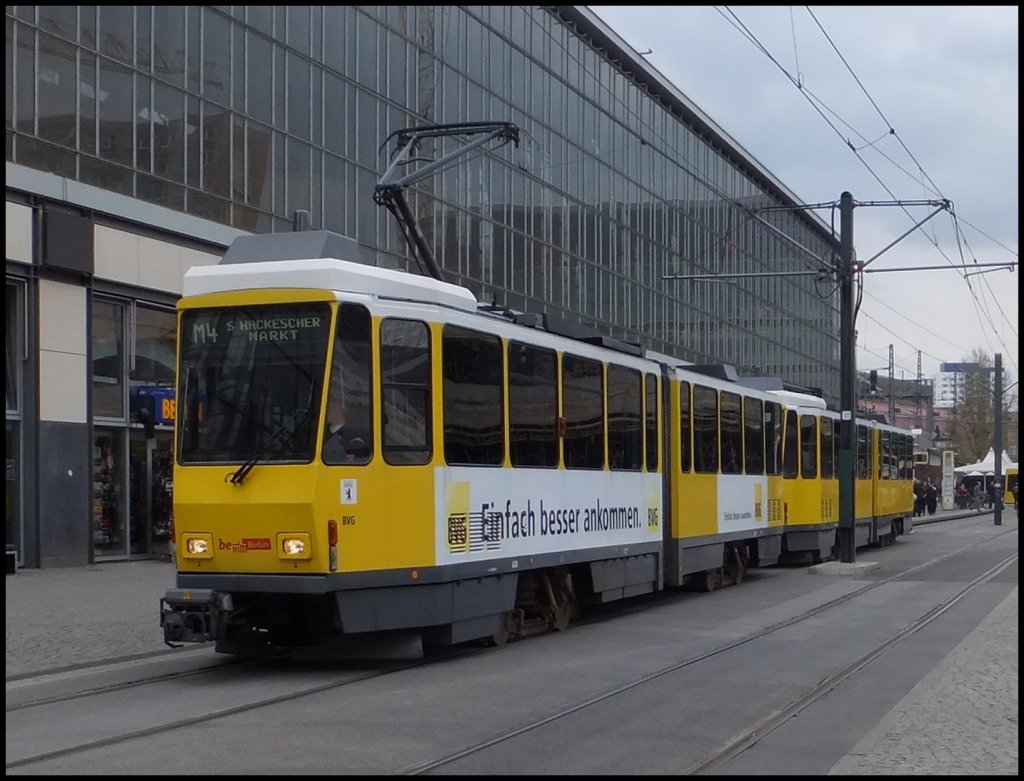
[858,200,952,269]
[662,269,826,281]
[374,121,521,281]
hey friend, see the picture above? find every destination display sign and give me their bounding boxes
[181,304,333,361]
[188,313,326,345]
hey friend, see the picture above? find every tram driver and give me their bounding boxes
[322,372,369,464]
[323,392,353,463]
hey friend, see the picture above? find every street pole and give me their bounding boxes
[838,192,856,562]
[660,194,963,561]
[993,353,1003,526]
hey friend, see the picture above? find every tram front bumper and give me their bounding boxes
[160,588,233,646]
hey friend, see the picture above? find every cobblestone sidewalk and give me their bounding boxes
[830,587,1019,776]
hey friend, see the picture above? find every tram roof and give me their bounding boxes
[767,389,829,410]
[184,231,479,312]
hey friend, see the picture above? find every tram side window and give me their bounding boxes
[800,414,818,479]
[834,423,840,476]
[563,354,604,469]
[693,385,718,474]
[881,431,891,480]
[442,325,503,466]
[820,417,835,479]
[764,401,783,476]
[645,373,659,472]
[380,318,431,466]
[323,303,374,465]
[720,390,742,475]
[679,381,692,473]
[608,364,642,471]
[782,409,799,479]
[508,341,558,468]
[855,425,870,479]
[743,397,764,475]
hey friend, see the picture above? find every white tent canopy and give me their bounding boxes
[953,448,1018,475]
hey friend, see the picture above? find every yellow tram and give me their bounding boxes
[160,230,916,657]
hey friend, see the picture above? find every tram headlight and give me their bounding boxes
[278,533,312,560]
[282,538,305,555]
[181,533,214,559]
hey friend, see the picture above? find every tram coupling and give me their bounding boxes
[160,589,231,647]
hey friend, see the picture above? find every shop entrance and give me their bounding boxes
[94,428,173,560]
[130,431,174,559]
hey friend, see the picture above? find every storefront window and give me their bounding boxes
[130,305,177,430]
[5,421,21,562]
[6,282,24,563]
[6,283,21,412]
[92,298,176,560]
[93,299,126,419]
[93,428,127,558]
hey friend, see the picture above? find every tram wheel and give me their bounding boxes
[543,569,575,631]
[552,594,574,631]
[729,546,747,585]
[733,557,747,585]
[488,611,515,647]
[704,568,722,592]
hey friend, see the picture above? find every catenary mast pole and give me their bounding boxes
[993,353,1003,526]
[837,192,857,563]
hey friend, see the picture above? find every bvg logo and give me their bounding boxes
[647,506,660,531]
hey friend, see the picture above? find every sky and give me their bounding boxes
[591,5,1019,390]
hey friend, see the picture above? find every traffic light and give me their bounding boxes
[869,370,878,393]
[137,396,156,439]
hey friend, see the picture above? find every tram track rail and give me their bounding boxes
[6,523,1015,774]
[395,526,1017,774]
[5,653,441,770]
[684,548,1017,775]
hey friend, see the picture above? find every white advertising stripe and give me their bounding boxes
[435,467,662,564]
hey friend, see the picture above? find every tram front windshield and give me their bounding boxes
[178,303,331,465]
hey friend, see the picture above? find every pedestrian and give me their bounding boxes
[924,478,938,515]
[971,481,984,510]
[913,478,925,517]
[955,482,968,509]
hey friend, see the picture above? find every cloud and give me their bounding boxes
[592,6,1018,385]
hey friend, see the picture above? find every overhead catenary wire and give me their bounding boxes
[715,6,1017,375]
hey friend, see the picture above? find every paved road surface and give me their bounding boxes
[6,508,1017,775]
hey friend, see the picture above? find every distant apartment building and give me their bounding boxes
[933,362,984,409]
[857,370,937,450]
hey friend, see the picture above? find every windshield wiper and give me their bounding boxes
[229,407,310,485]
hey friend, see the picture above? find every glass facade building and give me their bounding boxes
[7,6,841,567]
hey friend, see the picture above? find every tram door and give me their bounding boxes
[129,431,174,558]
